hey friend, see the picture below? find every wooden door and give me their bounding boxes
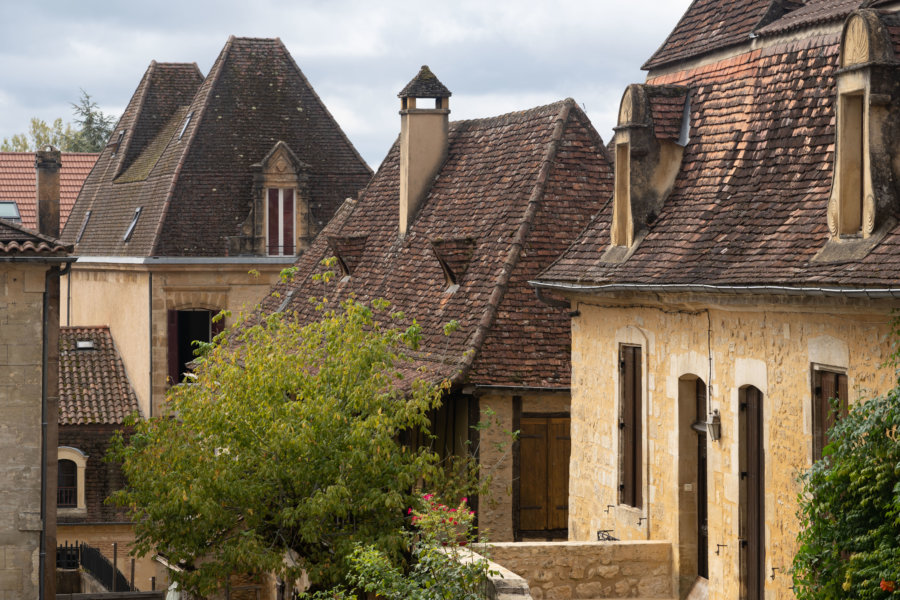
[519,416,570,535]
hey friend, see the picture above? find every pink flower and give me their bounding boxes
[407,508,413,514]
[449,508,457,512]
[461,497,468,503]
[423,493,433,501]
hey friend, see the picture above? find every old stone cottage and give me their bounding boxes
[263,66,613,541]
[528,0,900,598]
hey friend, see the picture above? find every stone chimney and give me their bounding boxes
[397,66,451,236]
[35,147,61,238]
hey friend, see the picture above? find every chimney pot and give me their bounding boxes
[35,146,61,238]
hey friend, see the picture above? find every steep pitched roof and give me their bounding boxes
[398,66,452,98]
[539,15,900,291]
[643,0,808,70]
[262,100,612,388]
[63,37,372,257]
[0,152,98,230]
[0,219,70,255]
[59,326,140,425]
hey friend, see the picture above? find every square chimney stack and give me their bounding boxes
[35,147,61,239]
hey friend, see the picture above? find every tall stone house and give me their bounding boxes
[60,36,372,419]
[530,0,900,598]
[0,149,73,600]
[263,66,613,541]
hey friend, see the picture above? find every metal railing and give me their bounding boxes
[56,541,136,593]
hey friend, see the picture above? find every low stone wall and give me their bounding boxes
[487,541,674,600]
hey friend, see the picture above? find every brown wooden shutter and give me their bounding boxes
[745,386,765,599]
[547,417,570,530]
[267,189,279,255]
[283,189,294,255]
[620,346,642,508]
[814,370,848,460]
[519,419,548,531]
[167,309,179,384]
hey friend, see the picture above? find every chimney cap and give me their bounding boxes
[398,65,452,99]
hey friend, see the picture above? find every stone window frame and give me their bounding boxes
[266,187,296,257]
[57,446,88,516]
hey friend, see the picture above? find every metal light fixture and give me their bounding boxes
[707,409,722,441]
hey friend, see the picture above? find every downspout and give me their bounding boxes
[149,272,153,418]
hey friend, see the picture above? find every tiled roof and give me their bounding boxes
[59,326,140,425]
[539,22,900,291]
[0,219,70,255]
[62,37,372,257]
[647,87,689,141]
[0,152,98,230]
[262,99,613,388]
[756,0,863,36]
[643,0,805,70]
[398,65,452,98]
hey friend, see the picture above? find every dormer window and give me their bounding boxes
[76,210,91,243]
[123,207,142,242]
[836,91,865,236]
[267,188,295,256]
[327,235,368,278]
[179,112,193,140]
[430,237,474,292]
[110,131,125,155]
[611,142,631,247]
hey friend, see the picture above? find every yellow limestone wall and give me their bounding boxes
[566,292,897,600]
[63,263,285,417]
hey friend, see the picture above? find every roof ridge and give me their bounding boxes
[149,37,235,256]
[275,38,373,175]
[448,99,571,129]
[453,98,575,385]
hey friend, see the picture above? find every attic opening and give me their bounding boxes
[430,238,475,293]
[837,91,864,236]
[179,112,194,141]
[326,235,368,279]
[612,142,631,246]
[110,131,125,155]
[0,201,21,223]
[75,340,95,350]
[76,210,91,243]
[123,207,142,242]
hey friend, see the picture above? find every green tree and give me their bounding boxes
[110,297,479,597]
[793,374,900,598]
[1,90,115,152]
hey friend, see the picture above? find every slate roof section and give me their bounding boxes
[643,0,805,70]
[59,326,140,425]
[263,100,612,388]
[756,0,863,36]
[63,37,372,257]
[398,65,453,98]
[0,152,98,230]
[0,219,70,255]
[539,21,900,291]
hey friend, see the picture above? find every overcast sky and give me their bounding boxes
[0,0,694,168]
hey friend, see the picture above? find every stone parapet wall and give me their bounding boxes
[487,541,674,600]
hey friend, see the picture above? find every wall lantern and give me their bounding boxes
[707,409,722,441]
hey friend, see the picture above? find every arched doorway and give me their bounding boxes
[677,375,708,595]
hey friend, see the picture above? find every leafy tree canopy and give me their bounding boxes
[1,90,116,152]
[110,296,479,597]
[793,368,900,598]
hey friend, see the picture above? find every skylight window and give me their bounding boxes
[75,340,95,350]
[0,202,21,222]
[76,210,91,243]
[123,207,142,242]
[179,112,194,140]
[111,131,125,156]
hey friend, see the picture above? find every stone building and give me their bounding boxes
[531,0,900,598]
[0,149,73,600]
[60,36,372,418]
[263,66,613,541]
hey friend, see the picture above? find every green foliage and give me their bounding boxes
[306,494,493,600]
[1,90,115,152]
[109,298,480,596]
[793,384,900,598]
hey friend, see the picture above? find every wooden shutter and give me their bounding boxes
[547,417,570,530]
[267,189,279,255]
[283,189,294,255]
[620,346,642,507]
[167,309,179,384]
[519,419,548,531]
[814,370,848,460]
[696,380,709,579]
[744,386,765,599]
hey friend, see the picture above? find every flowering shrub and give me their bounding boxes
[306,493,492,600]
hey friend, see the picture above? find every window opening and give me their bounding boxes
[267,188,295,256]
[123,207,142,242]
[76,210,91,243]
[812,369,848,461]
[838,93,864,235]
[58,459,77,508]
[168,309,213,384]
[619,345,642,507]
[0,202,21,223]
[613,143,630,246]
[111,131,125,155]
[179,112,194,141]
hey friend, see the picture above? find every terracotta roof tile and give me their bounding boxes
[0,152,98,230]
[59,326,140,425]
[757,0,864,36]
[540,25,900,291]
[63,38,371,257]
[0,219,70,255]
[263,99,613,388]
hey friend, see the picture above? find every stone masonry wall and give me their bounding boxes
[0,264,50,600]
[567,293,898,600]
[488,541,673,600]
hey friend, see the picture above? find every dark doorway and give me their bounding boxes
[741,386,765,599]
[167,309,217,384]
